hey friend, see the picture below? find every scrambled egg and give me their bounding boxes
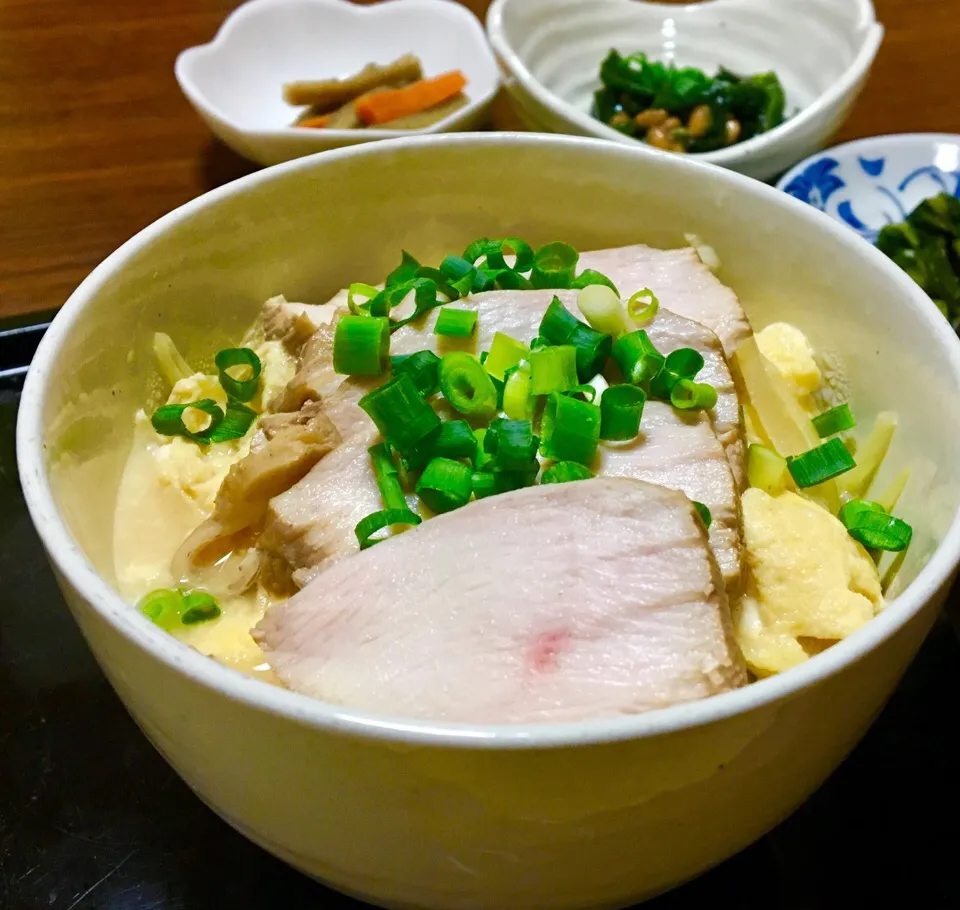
[755,322,822,408]
[113,339,295,669]
[736,323,883,677]
[735,489,882,676]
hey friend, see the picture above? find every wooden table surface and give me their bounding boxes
[1,0,957,321]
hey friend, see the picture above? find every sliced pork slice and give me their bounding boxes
[259,427,383,590]
[578,244,753,357]
[598,402,741,593]
[172,400,341,594]
[261,295,338,356]
[255,477,746,724]
[284,287,743,484]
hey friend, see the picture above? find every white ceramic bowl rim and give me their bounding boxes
[17,132,960,749]
[175,0,500,141]
[485,0,883,165]
[777,131,960,187]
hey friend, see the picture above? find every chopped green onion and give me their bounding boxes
[369,443,407,511]
[215,348,262,402]
[670,379,718,410]
[485,238,535,273]
[439,255,477,297]
[473,428,494,470]
[439,352,499,420]
[391,350,441,397]
[463,238,535,275]
[417,457,473,514]
[494,419,539,471]
[600,384,646,440]
[181,591,222,625]
[502,362,534,420]
[529,344,579,395]
[472,469,535,499]
[838,499,886,526]
[577,285,628,337]
[355,508,422,550]
[530,335,550,351]
[359,373,441,462]
[152,398,257,446]
[540,393,602,465]
[531,242,579,289]
[432,420,478,462]
[747,443,790,494]
[627,288,660,324]
[415,266,461,302]
[564,384,598,402]
[139,588,183,631]
[612,330,665,386]
[538,297,612,380]
[463,238,498,265]
[786,438,856,488]
[650,347,704,399]
[571,269,619,296]
[471,471,499,499]
[692,501,712,530]
[219,400,259,442]
[348,282,380,314]
[812,403,857,438]
[385,250,421,287]
[484,332,530,380]
[840,500,912,551]
[151,399,224,445]
[333,315,390,376]
[435,307,478,338]
[367,277,440,330]
[664,348,704,380]
[482,416,503,455]
[541,462,595,484]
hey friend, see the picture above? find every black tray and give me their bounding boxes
[2,317,960,909]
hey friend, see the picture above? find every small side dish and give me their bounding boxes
[876,192,960,331]
[592,51,786,153]
[285,53,469,130]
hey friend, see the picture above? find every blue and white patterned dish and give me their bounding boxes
[776,133,960,243]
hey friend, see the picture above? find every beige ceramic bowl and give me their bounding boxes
[17,134,960,910]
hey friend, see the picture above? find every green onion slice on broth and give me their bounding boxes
[839,499,913,552]
[215,347,262,401]
[786,438,857,488]
[812,403,857,438]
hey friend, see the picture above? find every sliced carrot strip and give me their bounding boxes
[297,114,332,129]
[354,70,467,126]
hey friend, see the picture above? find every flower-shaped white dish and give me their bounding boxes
[777,134,960,243]
[486,0,883,182]
[176,0,500,166]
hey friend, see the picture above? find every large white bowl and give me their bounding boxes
[487,0,883,182]
[17,134,960,910]
[175,0,500,166]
